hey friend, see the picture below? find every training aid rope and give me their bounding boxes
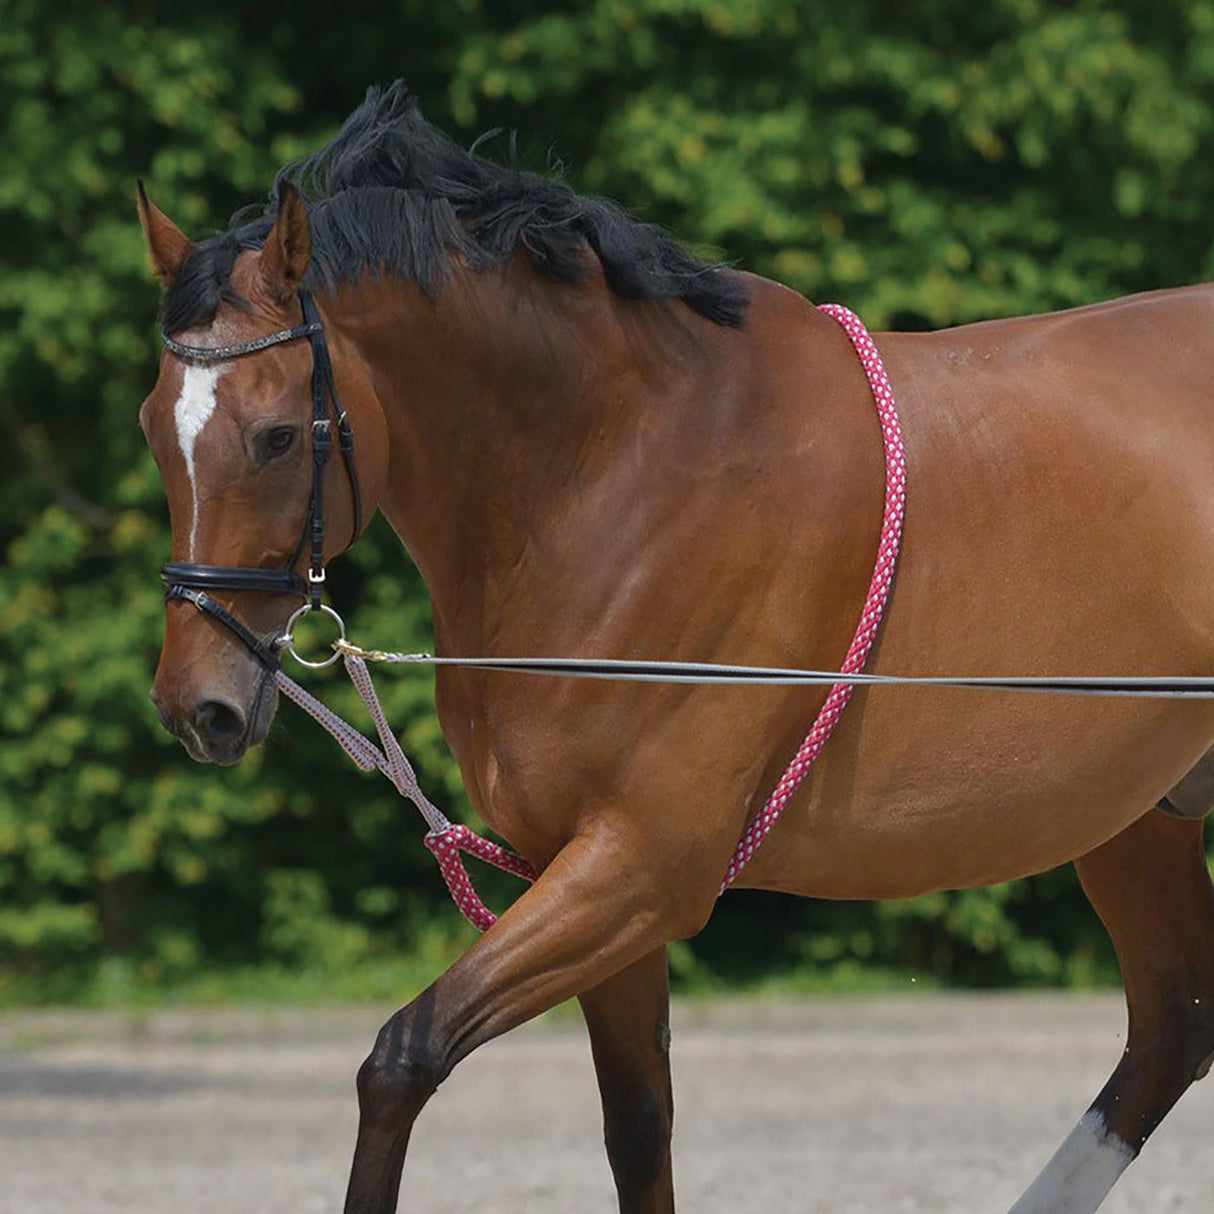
[271,304,904,929]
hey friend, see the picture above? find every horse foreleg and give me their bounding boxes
[342,825,706,1214]
[579,947,675,1214]
[1010,809,1214,1213]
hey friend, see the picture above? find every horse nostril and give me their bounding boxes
[194,698,246,746]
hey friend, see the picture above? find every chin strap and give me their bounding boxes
[164,585,286,670]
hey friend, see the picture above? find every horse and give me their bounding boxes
[136,83,1214,1213]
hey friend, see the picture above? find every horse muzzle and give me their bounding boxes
[151,672,279,765]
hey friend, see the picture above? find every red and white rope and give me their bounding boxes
[720,305,906,889]
[279,304,904,927]
[423,825,537,931]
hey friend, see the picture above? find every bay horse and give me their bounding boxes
[137,83,1214,1212]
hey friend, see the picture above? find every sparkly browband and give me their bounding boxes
[161,322,322,364]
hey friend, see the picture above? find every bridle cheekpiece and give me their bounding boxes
[159,289,362,670]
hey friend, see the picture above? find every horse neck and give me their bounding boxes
[329,262,737,647]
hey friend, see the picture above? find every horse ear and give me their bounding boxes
[136,180,192,284]
[260,181,312,302]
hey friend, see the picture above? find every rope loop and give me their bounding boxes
[424,824,537,931]
[275,302,905,927]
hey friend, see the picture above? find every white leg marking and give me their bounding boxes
[1009,1110,1135,1214]
[173,364,225,558]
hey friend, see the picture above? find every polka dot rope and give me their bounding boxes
[424,825,537,932]
[719,304,907,892]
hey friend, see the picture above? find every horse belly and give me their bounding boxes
[739,695,1214,900]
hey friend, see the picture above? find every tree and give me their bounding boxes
[4,0,1212,999]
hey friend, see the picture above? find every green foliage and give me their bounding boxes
[3,0,1211,1003]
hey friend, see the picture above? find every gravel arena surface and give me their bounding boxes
[1,993,1211,1213]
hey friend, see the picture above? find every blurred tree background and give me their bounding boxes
[3,0,1212,1004]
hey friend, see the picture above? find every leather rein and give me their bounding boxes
[159,289,361,669]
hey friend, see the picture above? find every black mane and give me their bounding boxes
[163,82,749,335]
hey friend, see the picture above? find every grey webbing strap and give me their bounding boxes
[274,670,381,772]
[273,658,451,834]
[343,654,450,833]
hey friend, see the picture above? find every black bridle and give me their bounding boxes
[159,289,362,669]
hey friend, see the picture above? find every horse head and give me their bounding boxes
[137,182,388,763]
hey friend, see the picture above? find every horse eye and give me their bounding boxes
[262,426,296,459]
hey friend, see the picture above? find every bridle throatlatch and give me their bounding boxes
[158,297,904,930]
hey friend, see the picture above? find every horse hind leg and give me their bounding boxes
[1010,810,1214,1213]
[579,947,675,1213]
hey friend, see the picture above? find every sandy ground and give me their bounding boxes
[0,992,1210,1213]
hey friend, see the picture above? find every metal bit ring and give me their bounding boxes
[278,603,346,669]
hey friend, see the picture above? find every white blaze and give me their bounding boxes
[1010,1110,1135,1214]
[172,363,226,558]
